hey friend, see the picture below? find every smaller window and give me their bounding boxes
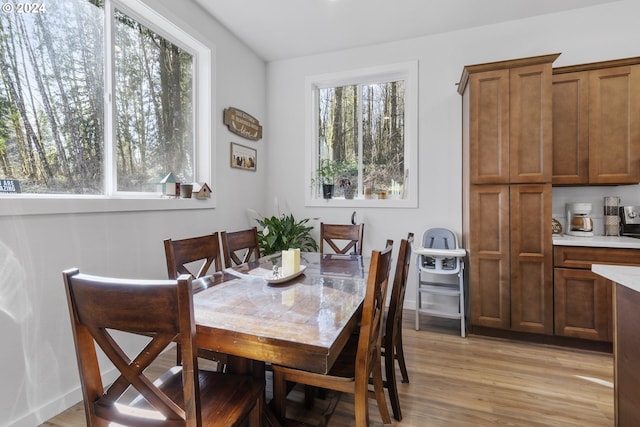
[305,62,418,208]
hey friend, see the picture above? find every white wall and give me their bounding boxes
[0,0,267,426]
[264,0,640,312]
[5,0,640,425]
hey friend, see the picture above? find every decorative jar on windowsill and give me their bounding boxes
[339,178,355,199]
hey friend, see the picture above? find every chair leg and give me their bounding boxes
[459,271,467,338]
[176,343,182,365]
[415,274,421,331]
[249,394,264,427]
[395,334,410,384]
[304,385,315,409]
[272,370,287,420]
[384,344,402,421]
[371,355,392,425]
[354,382,370,427]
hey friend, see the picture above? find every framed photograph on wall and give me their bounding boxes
[230,142,257,171]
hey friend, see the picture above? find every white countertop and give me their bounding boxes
[592,264,640,293]
[553,234,640,249]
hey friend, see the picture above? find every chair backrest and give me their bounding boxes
[220,227,261,267]
[320,222,364,255]
[386,234,413,344]
[421,228,458,250]
[164,233,223,279]
[63,269,199,426]
[356,243,393,385]
[419,228,461,273]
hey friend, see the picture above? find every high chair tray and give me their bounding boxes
[413,247,466,257]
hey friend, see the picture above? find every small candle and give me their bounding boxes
[282,248,300,276]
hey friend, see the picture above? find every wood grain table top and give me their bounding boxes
[193,252,368,373]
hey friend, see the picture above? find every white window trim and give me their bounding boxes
[304,61,418,208]
[0,0,215,216]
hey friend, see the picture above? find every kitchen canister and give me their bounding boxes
[604,196,620,236]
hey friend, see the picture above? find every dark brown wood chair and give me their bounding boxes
[62,268,264,427]
[320,222,365,255]
[381,233,413,421]
[272,243,393,427]
[164,233,223,280]
[164,233,225,368]
[221,227,261,267]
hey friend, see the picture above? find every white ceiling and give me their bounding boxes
[193,0,620,62]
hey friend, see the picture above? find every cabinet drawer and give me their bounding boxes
[554,246,640,269]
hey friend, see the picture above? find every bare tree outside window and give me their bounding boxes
[317,80,406,199]
[0,0,194,195]
[114,10,193,192]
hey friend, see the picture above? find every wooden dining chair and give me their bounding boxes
[220,227,261,267]
[272,243,393,427]
[381,233,413,421]
[164,233,223,280]
[164,233,225,367]
[62,268,264,427]
[320,222,365,255]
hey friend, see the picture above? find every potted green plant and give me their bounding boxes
[256,213,319,255]
[315,159,338,199]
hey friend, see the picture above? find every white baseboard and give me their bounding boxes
[6,368,119,427]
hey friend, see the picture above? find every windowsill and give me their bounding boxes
[305,197,417,208]
[0,194,216,216]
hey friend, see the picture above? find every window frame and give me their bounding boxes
[304,61,418,208]
[0,0,214,216]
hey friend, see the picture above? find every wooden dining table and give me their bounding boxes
[192,252,369,375]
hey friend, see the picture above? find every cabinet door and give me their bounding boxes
[614,283,640,425]
[554,268,612,342]
[469,70,510,184]
[552,72,589,184]
[510,184,553,335]
[589,65,640,184]
[469,185,510,329]
[510,64,553,183]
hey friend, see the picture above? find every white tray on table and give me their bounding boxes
[264,265,307,284]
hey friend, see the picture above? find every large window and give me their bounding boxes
[0,0,210,198]
[306,62,417,207]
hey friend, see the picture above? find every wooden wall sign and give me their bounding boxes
[223,107,262,141]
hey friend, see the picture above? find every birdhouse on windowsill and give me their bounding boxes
[192,182,212,199]
[160,173,178,198]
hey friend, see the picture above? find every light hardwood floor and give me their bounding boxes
[42,312,614,427]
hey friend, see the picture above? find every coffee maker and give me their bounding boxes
[619,206,640,237]
[565,203,594,236]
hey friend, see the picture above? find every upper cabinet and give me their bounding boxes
[552,58,640,185]
[552,71,589,184]
[459,54,558,185]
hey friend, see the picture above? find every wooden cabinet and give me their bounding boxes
[468,69,509,184]
[613,283,640,425]
[469,185,510,329]
[551,72,589,184]
[554,267,612,341]
[468,62,553,184]
[510,184,553,334]
[553,246,640,342]
[460,54,558,335]
[552,58,640,185]
[469,184,552,333]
